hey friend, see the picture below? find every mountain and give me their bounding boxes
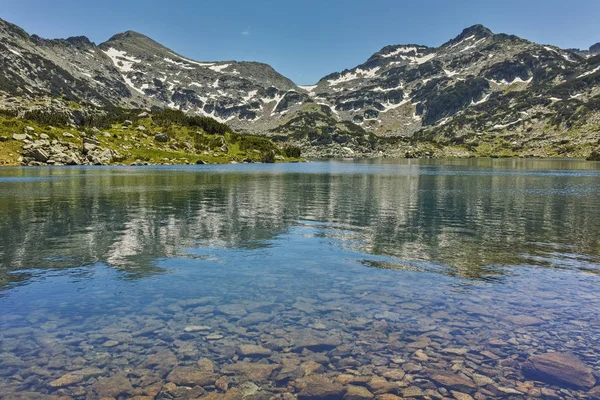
[1,18,599,159]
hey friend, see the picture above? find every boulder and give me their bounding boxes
[123,120,133,126]
[588,148,600,161]
[62,132,75,138]
[504,315,544,326]
[522,352,596,389]
[297,375,347,400]
[83,142,97,153]
[344,385,374,400]
[589,386,600,399]
[196,159,206,165]
[0,136,8,142]
[431,373,477,392]
[13,133,27,141]
[290,329,343,352]
[221,362,279,382]
[154,133,169,143]
[83,136,99,145]
[166,367,217,387]
[28,148,50,163]
[91,374,134,398]
[40,133,49,140]
[138,112,150,118]
[237,344,272,357]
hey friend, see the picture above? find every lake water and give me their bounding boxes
[0,159,599,399]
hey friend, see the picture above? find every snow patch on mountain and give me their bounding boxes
[103,48,141,73]
[209,64,231,73]
[412,53,436,64]
[300,85,318,92]
[381,46,420,58]
[578,65,600,78]
[327,67,381,85]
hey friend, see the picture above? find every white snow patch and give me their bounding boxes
[103,48,141,72]
[299,85,318,92]
[444,69,459,77]
[544,46,558,53]
[460,38,486,52]
[169,52,215,67]
[437,117,451,126]
[493,119,522,129]
[163,58,194,69]
[471,93,491,106]
[242,90,258,102]
[450,35,475,49]
[381,46,419,58]
[380,98,411,113]
[8,48,21,56]
[412,53,436,64]
[327,67,381,85]
[577,65,600,78]
[209,64,231,73]
[372,84,404,92]
[490,76,532,85]
[549,97,562,102]
[317,102,339,116]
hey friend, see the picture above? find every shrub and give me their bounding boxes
[283,145,302,158]
[260,151,275,163]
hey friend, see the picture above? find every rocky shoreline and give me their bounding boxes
[1,290,599,400]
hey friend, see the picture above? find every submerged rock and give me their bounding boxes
[344,384,374,400]
[166,367,217,387]
[297,375,347,400]
[237,344,272,357]
[522,352,596,389]
[431,373,477,392]
[91,374,134,398]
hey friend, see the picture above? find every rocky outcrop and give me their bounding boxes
[20,135,123,166]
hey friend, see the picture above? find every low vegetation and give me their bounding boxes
[0,103,302,166]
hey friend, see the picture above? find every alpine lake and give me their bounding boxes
[0,159,599,400]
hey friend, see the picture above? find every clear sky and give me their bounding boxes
[2,0,599,85]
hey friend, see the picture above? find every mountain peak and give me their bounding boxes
[65,36,94,48]
[461,24,494,37]
[443,24,494,47]
[590,42,600,54]
[106,30,149,42]
[100,30,172,56]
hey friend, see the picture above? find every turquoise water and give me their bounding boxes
[0,159,599,399]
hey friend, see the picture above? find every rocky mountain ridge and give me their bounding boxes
[1,18,599,159]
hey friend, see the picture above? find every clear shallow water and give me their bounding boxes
[0,159,599,399]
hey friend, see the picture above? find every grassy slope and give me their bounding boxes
[0,113,301,165]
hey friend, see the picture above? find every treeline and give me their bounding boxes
[152,109,230,134]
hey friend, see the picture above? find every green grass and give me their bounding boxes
[0,109,302,165]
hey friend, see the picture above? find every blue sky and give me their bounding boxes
[2,0,599,85]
